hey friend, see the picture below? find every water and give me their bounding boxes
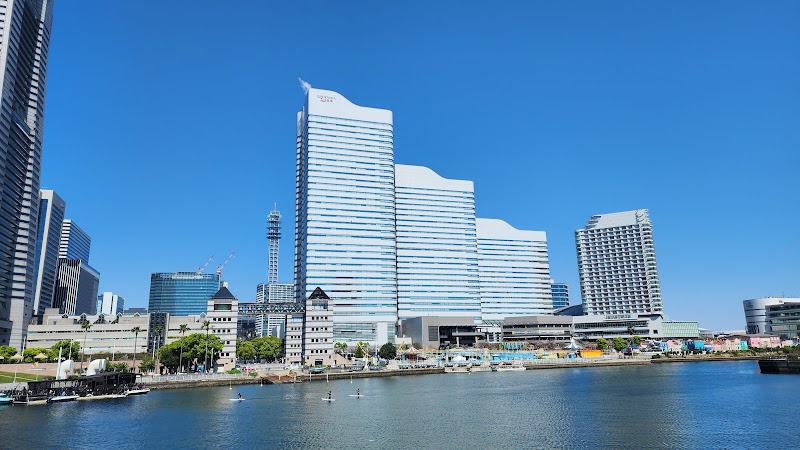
[1,361,798,449]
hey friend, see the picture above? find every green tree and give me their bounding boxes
[178,324,190,372]
[131,326,142,372]
[48,340,80,362]
[378,342,396,360]
[334,341,348,355]
[139,354,156,372]
[80,319,92,372]
[631,335,642,347]
[158,343,181,372]
[237,340,256,361]
[201,320,211,372]
[0,345,18,362]
[105,362,129,372]
[355,345,366,359]
[596,338,609,351]
[252,336,283,362]
[612,337,627,352]
[23,347,50,363]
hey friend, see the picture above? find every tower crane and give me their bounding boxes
[217,252,236,277]
[197,256,214,274]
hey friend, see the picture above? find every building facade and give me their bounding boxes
[766,301,800,339]
[295,87,397,345]
[33,189,66,317]
[53,259,100,315]
[743,297,800,335]
[256,282,294,338]
[148,272,220,316]
[395,164,480,321]
[303,287,334,366]
[0,0,56,350]
[477,218,552,320]
[575,209,663,316]
[96,291,125,316]
[207,286,238,371]
[551,282,569,310]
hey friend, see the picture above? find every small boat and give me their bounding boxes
[125,388,151,396]
[47,394,79,403]
[110,393,128,399]
[0,393,13,405]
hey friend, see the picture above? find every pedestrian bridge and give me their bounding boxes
[238,302,305,314]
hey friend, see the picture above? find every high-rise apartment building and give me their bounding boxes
[295,87,397,345]
[53,219,99,315]
[267,205,281,284]
[0,0,55,350]
[575,209,663,316]
[551,282,569,310]
[395,164,480,321]
[477,219,552,320]
[96,291,125,316]
[148,272,221,316]
[33,189,66,317]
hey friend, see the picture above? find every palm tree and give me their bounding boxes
[131,326,142,373]
[154,326,164,375]
[80,319,92,373]
[178,324,190,373]
[201,320,211,373]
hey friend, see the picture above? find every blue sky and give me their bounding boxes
[43,1,798,330]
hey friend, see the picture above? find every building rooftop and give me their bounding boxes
[582,209,650,231]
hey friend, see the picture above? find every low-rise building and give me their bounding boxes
[743,297,800,334]
[303,287,334,367]
[501,316,573,343]
[745,334,782,348]
[766,301,800,339]
[399,316,489,349]
[207,286,238,371]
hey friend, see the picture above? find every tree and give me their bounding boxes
[23,347,50,363]
[178,324,190,372]
[131,326,142,373]
[139,354,156,372]
[158,343,180,373]
[201,320,211,372]
[612,337,627,352]
[237,340,256,362]
[154,325,164,374]
[80,319,92,372]
[105,362,129,372]
[355,345,366,359]
[334,341,348,355]
[631,335,642,347]
[0,345,18,362]
[596,338,609,351]
[48,340,80,362]
[378,342,396,360]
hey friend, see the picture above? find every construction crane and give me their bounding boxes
[197,256,214,274]
[217,252,236,277]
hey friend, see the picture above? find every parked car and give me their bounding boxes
[308,367,327,374]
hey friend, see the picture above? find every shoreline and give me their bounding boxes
[651,356,762,364]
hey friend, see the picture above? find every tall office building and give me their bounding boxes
[575,209,663,316]
[33,189,66,317]
[267,205,281,284]
[53,259,99,315]
[59,219,91,261]
[395,164,480,321]
[295,87,397,345]
[148,272,221,316]
[476,219,552,320]
[255,282,294,338]
[53,219,99,315]
[96,291,125,316]
[551,282,569,310]
[0,0,55,350]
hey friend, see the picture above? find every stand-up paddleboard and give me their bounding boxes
[322,398,335,402]
[348,394,365,398]
[230,398,245,401]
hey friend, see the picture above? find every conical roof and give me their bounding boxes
[308,287,330,300]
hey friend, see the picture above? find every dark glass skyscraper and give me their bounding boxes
[0,0,55,350]
[53,219,100,315]
[149,272,221,316]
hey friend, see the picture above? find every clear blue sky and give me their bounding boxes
[43,1,798,330]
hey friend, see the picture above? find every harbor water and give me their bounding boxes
[1,360,798,449]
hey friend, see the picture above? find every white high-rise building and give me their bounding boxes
[395,164,480,321]
[295,86,396,345]
[96,291,125,316]
[476,219,552,320]
[575,209,663,316]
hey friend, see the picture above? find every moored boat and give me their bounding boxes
[47,394,79,403]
